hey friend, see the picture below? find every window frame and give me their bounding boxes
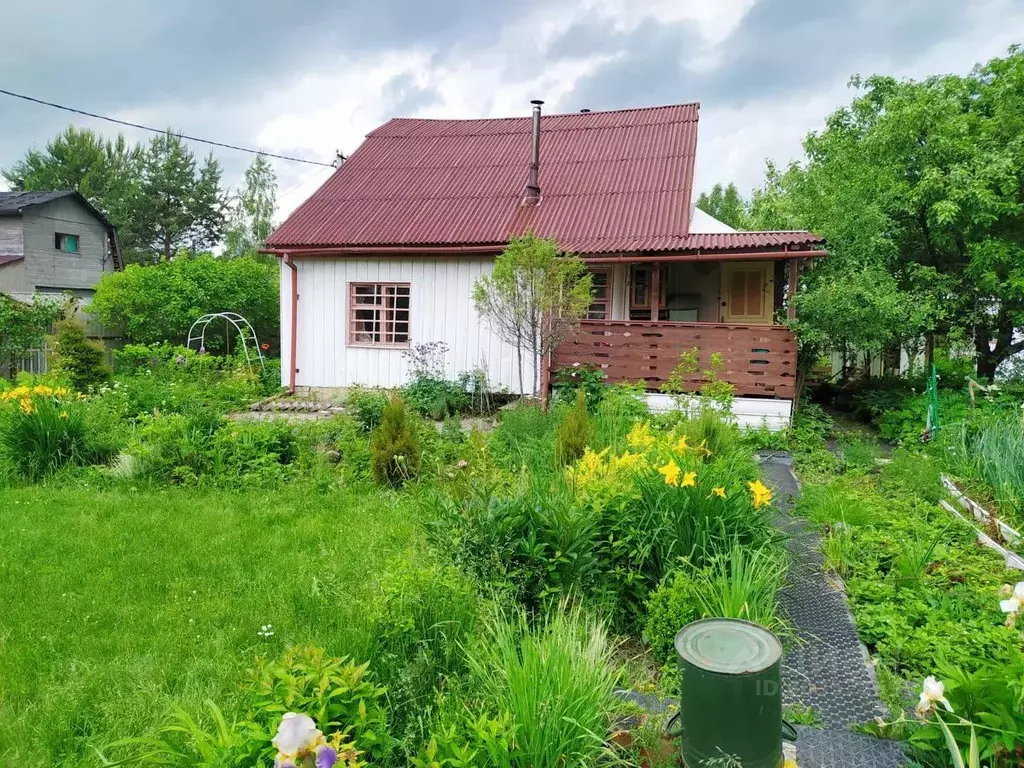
[587,268,612,320]
[55,233,80,254]
[347,281,412,348]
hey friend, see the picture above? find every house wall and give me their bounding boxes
[281,256,536,394]
[21,197,113,292]
[0,218,24,256]
[0,260,28,293]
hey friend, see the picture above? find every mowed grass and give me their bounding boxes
[0,483,423,766]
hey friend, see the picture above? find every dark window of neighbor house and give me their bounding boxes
[588,269,611,319]
[55,233,80,253]
[349,282,411,346]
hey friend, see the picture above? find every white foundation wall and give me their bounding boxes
[644,393,793,431]
[280,256,535,394]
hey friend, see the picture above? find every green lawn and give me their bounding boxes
[0,484,423,767]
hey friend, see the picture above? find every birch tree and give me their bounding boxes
[473,233,592,396]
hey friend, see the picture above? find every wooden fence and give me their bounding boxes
[552,320,797,399]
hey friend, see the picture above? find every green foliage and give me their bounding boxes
[89,255,278,352]
[126,410,222,483]
[411,712,515,768]
[695,182,752,229]
[943,413,1024,529]
[224,154,277,260]
[756,48,1024,378]
[367,558,479,749]
[243,645,393,763]
[0,293,63,375]
[472,233,592,395]
[208,420,297,483]
[370,396,421,486]
[466,604,620,768]
[644,544,787,665]
[490,402,556,475]
[348,388,391,432]
[591,381,650,452]
[554,391,592,466]
[0,395,93,481]
[48,318,112,391]
[1,126,144,253]
[552,364,607,412]
[403,377,470,421]
[668,407,741,458]
[661,348,735,409]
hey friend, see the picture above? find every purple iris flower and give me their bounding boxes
[274,757,298,768]
[315,744,338,768]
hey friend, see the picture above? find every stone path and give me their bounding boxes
[760,453,904,768]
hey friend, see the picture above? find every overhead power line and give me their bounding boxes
[0,87,339,168]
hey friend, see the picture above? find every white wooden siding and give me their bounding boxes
[281,256,536,393]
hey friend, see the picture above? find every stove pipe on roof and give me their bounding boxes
[525,99,544,202]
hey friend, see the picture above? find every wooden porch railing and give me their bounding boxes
[552,320,796,399]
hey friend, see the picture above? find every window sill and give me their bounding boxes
[346,343,410,349]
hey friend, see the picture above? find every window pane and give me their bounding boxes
[66,235,79,253]
[350,282,410,346]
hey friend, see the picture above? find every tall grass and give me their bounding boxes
[466,604,620,768]
[945,415,1024,526]
[693,542,788,631]
[0,399,91,480]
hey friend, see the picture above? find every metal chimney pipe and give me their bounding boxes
[526,99,544,201]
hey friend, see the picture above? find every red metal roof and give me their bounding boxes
[267,103,822,255]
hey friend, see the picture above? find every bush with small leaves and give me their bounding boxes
[370,396,421,485]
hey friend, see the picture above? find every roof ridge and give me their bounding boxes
[382,102,700,125]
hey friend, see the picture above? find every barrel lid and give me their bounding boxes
[675,618,782,675]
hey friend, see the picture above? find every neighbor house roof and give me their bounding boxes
[0,190,115,229]
[267,103,823,256]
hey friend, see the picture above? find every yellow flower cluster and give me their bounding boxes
[0,384,73,401]
[567,447,648,486]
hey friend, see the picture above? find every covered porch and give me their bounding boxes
[549,247,821,409]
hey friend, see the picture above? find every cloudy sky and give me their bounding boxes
[2,0,1023,222]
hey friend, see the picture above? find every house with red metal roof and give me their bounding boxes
[265,101,824,428]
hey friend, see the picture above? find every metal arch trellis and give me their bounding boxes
[186,312,265,372]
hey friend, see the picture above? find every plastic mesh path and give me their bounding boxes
[760,453,904,768]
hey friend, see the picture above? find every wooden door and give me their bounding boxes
[720,262,774,324]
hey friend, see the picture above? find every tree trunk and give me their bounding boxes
[516,342,524,398]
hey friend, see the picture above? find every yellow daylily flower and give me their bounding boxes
[681,471,697,487]
[59,411,69,420]
[748,479,773,509]
[711,486,727,499]
[676,435,689,453]
[18,398,34,415]
[658,459,681,487]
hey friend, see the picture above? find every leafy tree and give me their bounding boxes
[88,255,278,351]
[752,47,1024,379]
[695,183,752,229]
[225,154,277,260]
[1,126,143,251]
[0,295,63,377]
[473,233,592,396]
[135,132,228,262]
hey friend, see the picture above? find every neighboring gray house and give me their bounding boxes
[0,191,123,373]
[0,190,122,300]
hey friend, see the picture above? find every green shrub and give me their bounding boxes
[669,407,740,458]
[208,419,297,483]
[644,566,702,663]
[554,391,592,465]
[403,376,469,420]
[49,318,112,391]
[370,396,421,485]
[466,604,619,768]
[138,645,392,767]
[348,388,391,432]
[126,410,221,483]
[552,363,607,411]
[591,381,649,452]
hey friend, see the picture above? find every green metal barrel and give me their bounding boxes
[675,618,786,768]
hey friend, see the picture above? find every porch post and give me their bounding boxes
[650,263,661,321]
[787,258,799,321]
